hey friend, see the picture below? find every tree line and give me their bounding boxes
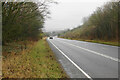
[2,1,53,45]
[60,1,119,42]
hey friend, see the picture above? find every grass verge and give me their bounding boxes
[81,39,119,46]
[60,37,119,46]
[2,39,68,78]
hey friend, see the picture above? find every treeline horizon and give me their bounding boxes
[2,1,53,45]
[59,1,119,42]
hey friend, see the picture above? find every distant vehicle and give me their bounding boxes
[49,36,53,39]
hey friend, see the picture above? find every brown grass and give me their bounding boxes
[2,39,68,78]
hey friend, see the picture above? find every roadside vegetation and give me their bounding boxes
[2,2,45,44]
[2,1,67,78]
[59,1,119,46]
[3,39,67,78]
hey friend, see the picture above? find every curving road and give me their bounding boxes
[47,37,119,79]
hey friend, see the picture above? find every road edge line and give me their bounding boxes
[48,39,93,80]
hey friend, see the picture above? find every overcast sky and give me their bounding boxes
[44,0,111,32]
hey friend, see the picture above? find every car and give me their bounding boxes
[49,37,53,39]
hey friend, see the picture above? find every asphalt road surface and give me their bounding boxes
[47,37,119,79]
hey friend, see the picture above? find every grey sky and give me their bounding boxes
[44,0,111,32]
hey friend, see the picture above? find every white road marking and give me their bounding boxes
[48,39,93,80]
[58,40,120,62]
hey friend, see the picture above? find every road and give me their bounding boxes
[47,37,119,79]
